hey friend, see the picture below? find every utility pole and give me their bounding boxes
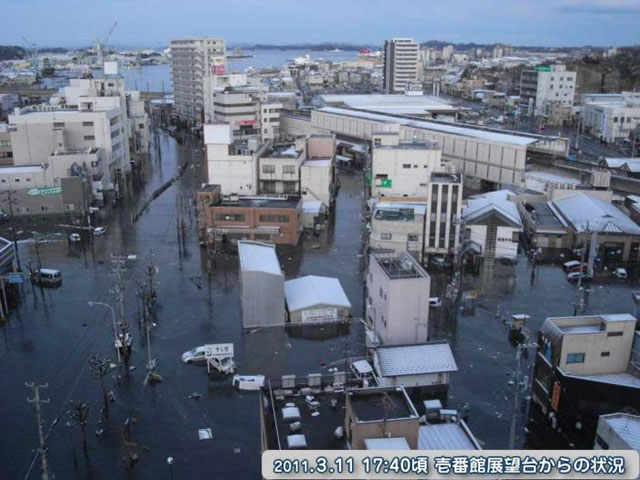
[26,382,51,480]
[508,342,537,449]
[0,190,21,271]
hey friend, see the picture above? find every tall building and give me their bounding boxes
[383,38,419,94]
[520,64,576,119]
[441,45,454,62]
[170,37,226,123]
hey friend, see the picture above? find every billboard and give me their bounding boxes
[204,343,234,359]
[27,187,62,196]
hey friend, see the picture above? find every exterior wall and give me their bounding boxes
[424,180,462,256]
[288,305,350,324]
[0,130,13,166]
[595,415,640,450]
[0,176,87,216]
[376,370,449,389]
[467,224,519,259]
[383,38,419,94]
[372,146,441,198]
[366,255,430,346]
[204,202,302,245]
[258,154,304,195]
[300,162,333,206]
[370,217,424,255]
[583,102,640,143]
[206,143,257,195]
[240,269,285,328]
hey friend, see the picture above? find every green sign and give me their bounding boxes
[534,65,551,72]
[27,187,62,196]
[379,178,392,188]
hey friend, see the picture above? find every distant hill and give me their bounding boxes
[0,45,27,61]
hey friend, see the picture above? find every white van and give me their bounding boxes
[32,268,62,287]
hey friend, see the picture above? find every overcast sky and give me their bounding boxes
[3,0,639,48]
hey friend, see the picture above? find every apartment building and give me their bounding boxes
[582,92,640,144]
[0,124,12,166]
[365,251,430,347]
[170,37,226,122]
[424,172,462,258]
[300,134,337,208]
[371,132,442,199]
[370,202,425,258]
[383,38,419,94]
[520,64,576,120]
[532,313,640,447]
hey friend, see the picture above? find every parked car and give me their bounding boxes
[232,375,265,391]
[568,263,589,273]
[68,233,81,242]
[429,297,442,308]
[31,268,62,288]
[562,260,582,272]
[566,271,592,283]
[93,226,107,235]
[181,346,236,373]
[613,268,628,279]
[430,256,450,269]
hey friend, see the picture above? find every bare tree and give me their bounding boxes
[67,400,90,458]
[88,356,111,419]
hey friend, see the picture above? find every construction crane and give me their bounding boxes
[95,22,118,67]
[21,36,39,81]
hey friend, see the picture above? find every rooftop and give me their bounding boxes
[373,202,426,221]
[551,194,640,235]
[540,314,636,343]
[418,422,481,450]
[237,241,282,276]
[284,275,351,312]
[372,251,429,280]
[348,386,419,423]
[320,94,459,115]
[364,437,411,450]
[526,202,566,229]
[463,189,522,227]
[431,172,462,183]
[219,196,301,210]
[374,342,458,377]
[263,143,302,159]
[599,413,640,451]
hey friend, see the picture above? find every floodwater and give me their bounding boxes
[0,130,637,478]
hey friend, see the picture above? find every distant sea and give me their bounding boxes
[89,49,358,93]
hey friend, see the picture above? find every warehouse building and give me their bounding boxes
[238,241,285,329]
[284,275,351,324]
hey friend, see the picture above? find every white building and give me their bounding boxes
[441,45,454,62]
[520,64,576,118]
[366,251,430,347]
[284,275,351,324]
[582,92,640,144]
[370,202,425,258]
[594,413,640,451]
[462,189,522,260]
[300,134,336,208]
[371,132,443,199]
[383,38,419,94]
[424,171,462,258]
[170,37,226,122]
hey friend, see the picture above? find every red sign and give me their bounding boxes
[211,65,225,75]
[234,119,256,126]
[550,381,561,411]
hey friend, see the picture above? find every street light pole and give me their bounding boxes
[167,457,174,480]
[88,301,121,364]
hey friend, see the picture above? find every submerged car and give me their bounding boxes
[429,297,442,308]
[93,226,107,235]
[181,346,208,364]
[613,268,628,279]
[68,233,81,242]
[566,271,592,282]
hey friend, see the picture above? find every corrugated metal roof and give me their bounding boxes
[418,423,479,450]
[463,189,522,227]
[552,193,640,235]
[238,241,282,276]
[600,413,640,451]
[284,275,351,312]
[364,437,411,450]
[375,343,458,377]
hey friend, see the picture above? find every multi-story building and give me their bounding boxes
[594,413,640,451]
[441,45,454,62]
[424,171,462,259]
[0,124,12,166]
[520,64,576,120]
[371,132,442,199]
[170,37,226,122]
[532,313,640,447]
[383,38,419,94]
[370,202,425,258]
[365,251,430,347]
[582,92,640,144]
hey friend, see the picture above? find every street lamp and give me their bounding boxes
[88,301,121,364]
[167,456,174,480]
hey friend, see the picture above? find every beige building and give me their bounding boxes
[383,38,419,94]
[366,251,430,347]
[170,37,226,122]
[370,202,425,258]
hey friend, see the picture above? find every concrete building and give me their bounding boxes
[284,275,351,324]
[300,134,337,209]
[370,202,426,259]
[0,124,12,166]
[424,172,462,258]
[320,94,460,120]
[238,241,285,329]
[462,190,522,261]
[441,45,454,62]
[532,313,640,447]
[582,92,640,144]
[366,251,430,347]
[170,37,226,122]
[520,64,576,120]
[371,132,443,199]
[383,38,419,94]
[594,413,640,451]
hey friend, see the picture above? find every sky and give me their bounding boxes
[3,0,640,48]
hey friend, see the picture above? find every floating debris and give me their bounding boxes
[198,428,213,440]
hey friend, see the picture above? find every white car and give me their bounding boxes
[232,375,265,391]
[93,226,107,235]
[613,268,628,279]
[182,346,208,364]
[68,233,81,242]
[429,297,442,308]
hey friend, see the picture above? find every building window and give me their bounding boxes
[601,351,610,357]
[14,179,19,182]
[139,124,144,129]
[566,353,585,364]
[64,204,75,211]
[214,213,246,221]
[84,135,95,141]
[53,122,65,128]
[381,233,392,240]
[259,214,289,223]
[282,165,296,175]
[254,234,271,240]
[379,287,383,298]
[402,164,411,169]
[408,234,419,242]
[83,121,94,127]
[607,331,624,337]
[262,165,275,174]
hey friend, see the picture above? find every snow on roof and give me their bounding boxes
[318,107,538,147]
[238,241,282,276]
[463,189,522,227]
[284,275,351,312]
[418,423,480,450]
[364,437,411,450]
[599,414,640,451]
[551,194,640,235]
[601,157,634,169]
[375,343,458,377]
[351,360,373,375]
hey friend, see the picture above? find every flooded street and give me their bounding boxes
[0,131,637,478]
